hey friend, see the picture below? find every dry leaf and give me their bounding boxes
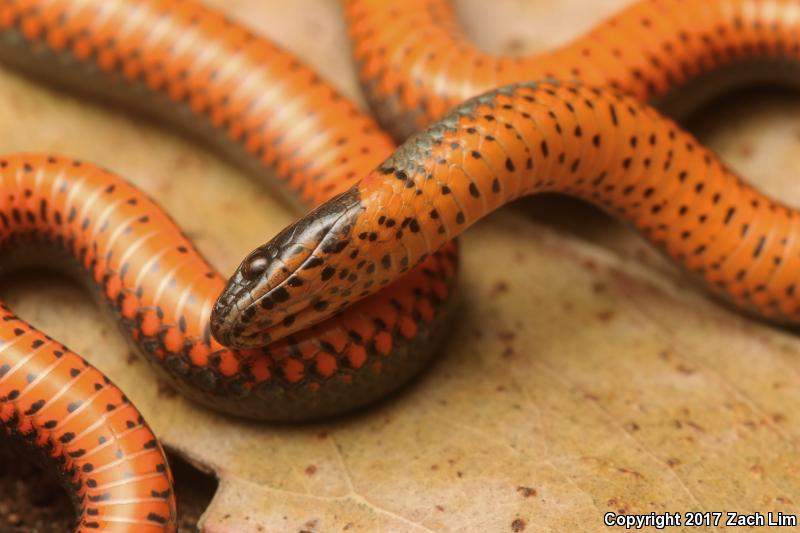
[0,0,798,531]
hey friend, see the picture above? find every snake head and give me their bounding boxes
[211,187,367,349]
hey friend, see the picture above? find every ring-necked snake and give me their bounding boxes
[347,0,800,139]
[1,0,799,530]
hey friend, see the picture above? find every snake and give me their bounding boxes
[346,0,800,139]
[0,0,798,531]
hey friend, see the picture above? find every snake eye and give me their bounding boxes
[242,253,269,280]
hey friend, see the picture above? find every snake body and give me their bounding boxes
[1,0,799,531]
[240,78,800,338]
[347,0,800,139]
[0,0,452,530]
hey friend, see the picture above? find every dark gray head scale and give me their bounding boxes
[211,186,365,348]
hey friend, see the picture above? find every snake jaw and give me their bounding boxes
[211,187,366,349]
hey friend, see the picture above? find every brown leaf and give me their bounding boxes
[1,0,799,531]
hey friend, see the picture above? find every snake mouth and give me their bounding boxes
[210,187,366,349]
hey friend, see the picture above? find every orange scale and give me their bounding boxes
[91,261,106,285]
[89,385,127,412]
[372,330,393,356]
[46,27,68,51]
[235,347,263,362]
[460,149,499,190]
[278,254,307,277]
[185,64,215,88]
[86,18,119,41]
[371,361,383,374]
[426,98,451,128]
[97,48,118,72]
[240,106,273,133]
[307,381,320,392]
[228,121,249,144]
[16,417,35,437]
[216,352,240,377]
[480,127,514,163]
[207,106,231,129]
[80,250,96,271]
[218,90,249,117]
[748,271,782,307]
[314,352,338,378]
[379,70,404,100]
[768,249,800,289]
[275,159,293,178]
[431,278,449,300]
[414,298,435,322]
[167,82,188,103]
[189,93,210,114]
[41,397,77,428]
[373,181,405,217]
[753,298,777,319]
[86,457,144,488]
[444,155,480,188]
[33,422,56,450]
[261,139,278,166]
[429,188,462,229]
[71,38,93,61]
[160,326,184,354]
[108,33,139,58]
[406,198,436,230]
[17,395,49,421]
[287,340,315,361]
[281,357,305,384]
[398,82,423,115]
[250,357,271,383]
[244,134,264,155]
[55,372,99,410]
[415,42,452,83]
[20,16,42,39]
[416,170,443,200]
[145,70,167,91]
[345,344,367,369]
[346,317,375,343]
[435,55,468,98]
[71,435,110,466]
[152,50,181,74]
[205,99,229,123]
[103,407,141,437]
[138,309,161,337]
[0,7,13,28]
[398,316,418,339]
[119,293,138,321]
[356,48,380,78]
[372,302,399,328]
[187,342,209,367]
[323,329,348,353]
[284,168,306,193]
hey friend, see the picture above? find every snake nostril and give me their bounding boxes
[242,253,269,280]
